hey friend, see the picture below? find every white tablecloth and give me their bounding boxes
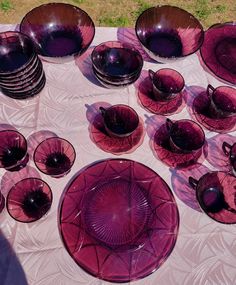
[0,25,235,285]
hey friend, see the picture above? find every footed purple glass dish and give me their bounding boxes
[59,158,179,282]
[7,178,52,223]
[20,3,95,63]
[189,171,236,224]
[0,130,29,171]
[135,5,204,63]
[200,22,236,85]
[34,137,76,178]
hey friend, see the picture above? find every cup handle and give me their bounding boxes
[222,141,232,156]
[148,69,155,81]
[99,106,106,117]
[206,84,215,98]
[166,118,173,132]
[188,177,198,190]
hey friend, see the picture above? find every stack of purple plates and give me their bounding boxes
[0,31,46,99]
[91,41,143,88]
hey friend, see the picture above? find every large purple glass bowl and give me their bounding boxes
[7,178,52,223]
[135,5,204,63]
[91,41,143,78]
[59,158,179,282]
[34,137,76,178]
[20,3,95,63]
[200,22,236,85]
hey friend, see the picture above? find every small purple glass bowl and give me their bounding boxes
[91,41,143,78]
[0,130,29,171]
[20,3,95,63]
[7,178,52,223]
[135,5,204,63]
[34,137,76,178]
[99,104,139,138]
[0,31,36,76]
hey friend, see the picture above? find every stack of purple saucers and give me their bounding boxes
[91,41,143,88]
[0,31,46,99]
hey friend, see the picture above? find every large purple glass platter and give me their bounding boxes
[59,159,179,283]
[200,22,236,84]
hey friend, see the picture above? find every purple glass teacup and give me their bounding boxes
[206,84,236,118]
[166,118,205,153]
[148,68,184,101]
[99,104,139,138]
[222,142,236,176]
[34,137,76,178]
[0,130,29,171]
[189,171,236,223]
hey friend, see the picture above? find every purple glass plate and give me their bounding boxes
[137,76,185,115]
[153,123,206,168]
[59,158,179,282]
[191,91,236,133]
[89,114,145,154]
[7,178,52,223]
[200,22,236,84]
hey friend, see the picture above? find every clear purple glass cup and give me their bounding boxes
[99,104,139,138]
[0,130,29,171]
[33,137,76,178]
[189,171,236,224]
[0,192,5,213]
[148,68,184,101]
[207,84,236,118]
[166,118,205,153]
[6,178,52,223]
[222,142,236,176]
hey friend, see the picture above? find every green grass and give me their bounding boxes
[0,0,13,12]
[132,0,152,18]
[72,0,85,4]
[99,16,130,27]
[195,0,211,20]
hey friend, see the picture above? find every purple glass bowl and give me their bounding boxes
[91,41,143,78]
[99,104,139,138]
[20,3,95,63]
[0,130,29,171]
[0,31,36,75]
[34,137,76,178]
[189,171,236,224]
[59,158,179,282]
[200,22,236,85]
[135,5,204,63]
[7,178,52,223]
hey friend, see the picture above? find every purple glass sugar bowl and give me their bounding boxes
[166,118,205,154]
[135,5,204,63]
[148,68,184,101]
[91,41,143,87]
[0,130,29,171]
[206,84,236,119]
[34,137,76,178]
[99,104,139,138]
[20,3,95,63]
[0,31,45,99]
[7,178,52,223]
[189,171,236,224]
[222,142,236,176]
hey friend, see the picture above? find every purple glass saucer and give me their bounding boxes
[59,158,179,282]
[89,113,145,154]
[137,76,185,115]
[152,123,206,168]
[200,22,236,84]
[191,91,236,133]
